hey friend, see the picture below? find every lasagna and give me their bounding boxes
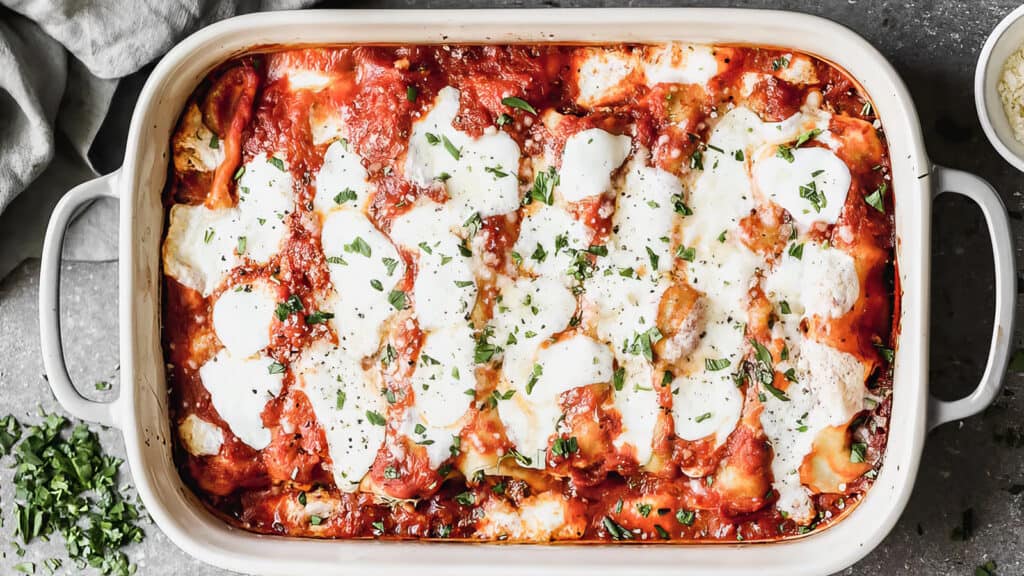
[162,43,896,542]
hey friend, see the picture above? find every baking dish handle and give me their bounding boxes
[39,170,122,428]
[928,165,1016,430]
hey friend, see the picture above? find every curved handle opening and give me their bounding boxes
[39,171,122,428]
[928,165,1016,430]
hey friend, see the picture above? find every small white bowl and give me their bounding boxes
[976,3,1024,171]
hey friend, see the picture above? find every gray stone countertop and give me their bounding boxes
[2,1,1023,575]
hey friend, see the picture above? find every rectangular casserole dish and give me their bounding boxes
[37,8,1015,576]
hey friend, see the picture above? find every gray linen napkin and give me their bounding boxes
[0,0,313,281]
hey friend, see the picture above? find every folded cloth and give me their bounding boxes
[0,0,314,280]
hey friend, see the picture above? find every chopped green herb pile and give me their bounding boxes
[4,412,145,575]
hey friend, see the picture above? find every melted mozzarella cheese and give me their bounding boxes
[314,139,371,215]
[297,340,387,491]
[310,102,346,146]
[753,146,852,230]
[163,153,294,295]
[759,337,868,523]
[574,48,638,108]
[643,43,720,87]
[498,334,613,468]
[512,203,589,284]
[405,324,477,467]
[178,414,224,456]
[558,128,632,203]
[321,209,406,359]
[764,241,860,321]
[389,201,477,332]
[198,350,283,450]
[405,86,521,219]
[609,154,681,275]
[286,69,333,92]
[612,357,660,464]
[211,283,276,358]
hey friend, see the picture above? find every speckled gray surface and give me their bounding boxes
[2,1,1023,574]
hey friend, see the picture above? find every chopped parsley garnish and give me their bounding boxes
[501,96,537,115]
[336,390,346,410]
[387,290,407,310]
[705,358,731,371]
[675,245,696,262]
[798,178,827,213]
[613,366,626,391]
[203,228,214,244]
[627,327,663,362]
[406,85,418,102]
[865,182,887,213]
[425,132,441,145]
[236,235,247,254]
[602,516,633,540]
[496,113,513,126]
[365,410,386,426]
[382,257,399,276]
[874,342,895,363]
[485,165,509,179]
[676,508,696,526]
[690,148,704,171]
[525,363,543,394]
[849,442,867,463]
[454,491,476,506]
[788,242,804,260]
[474,326,502,364]
[795,128,822,148]
[695,412,713,423]
[384,466,401,479]
[780,300,792,314]
[441,135,461,160]
[344,236,372,257]
[586,245,608,257]
[268,156,286,171]
[326,255,348,265]
[233,165,246,180]
[275,294,304,320]
[334,188,358,205]
[309,515,323,526]
[671,194,693,216]
[551,436,579,458]
[528,166,558,205]
[209,133,219,149]
[306,310,334,325]
[776,144,794,162]
[6,413,145,575]
[771,55,790,70]
[636,503,653,517]
[531,242,548,263]
[646,246,660,270]
[268,361,286,374]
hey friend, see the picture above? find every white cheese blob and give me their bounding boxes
[163,153,294,295]
[310,102,346,146]
[608,154,682,275]
[198,350,283,450]
[759,337,869,523]
[321,209,406,359]
[513,203,590,284]
[405,324,477,467]
[211,283,276,358]
[389,201,477,332]
[286,69,333,92]
[296,340,387,491]
[574,48,638,108]
[611,357,660,465]
[405,86,521,219]
[492,276,578,390]
[498,334,614,468]
[643,43,719,87]
[314,139,371,215]
[764,241,860,321]
[558,128,632,203]
[754,146,852,230]
[178,414,224,456]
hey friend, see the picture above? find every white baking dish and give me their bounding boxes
[37,9,1015,576]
